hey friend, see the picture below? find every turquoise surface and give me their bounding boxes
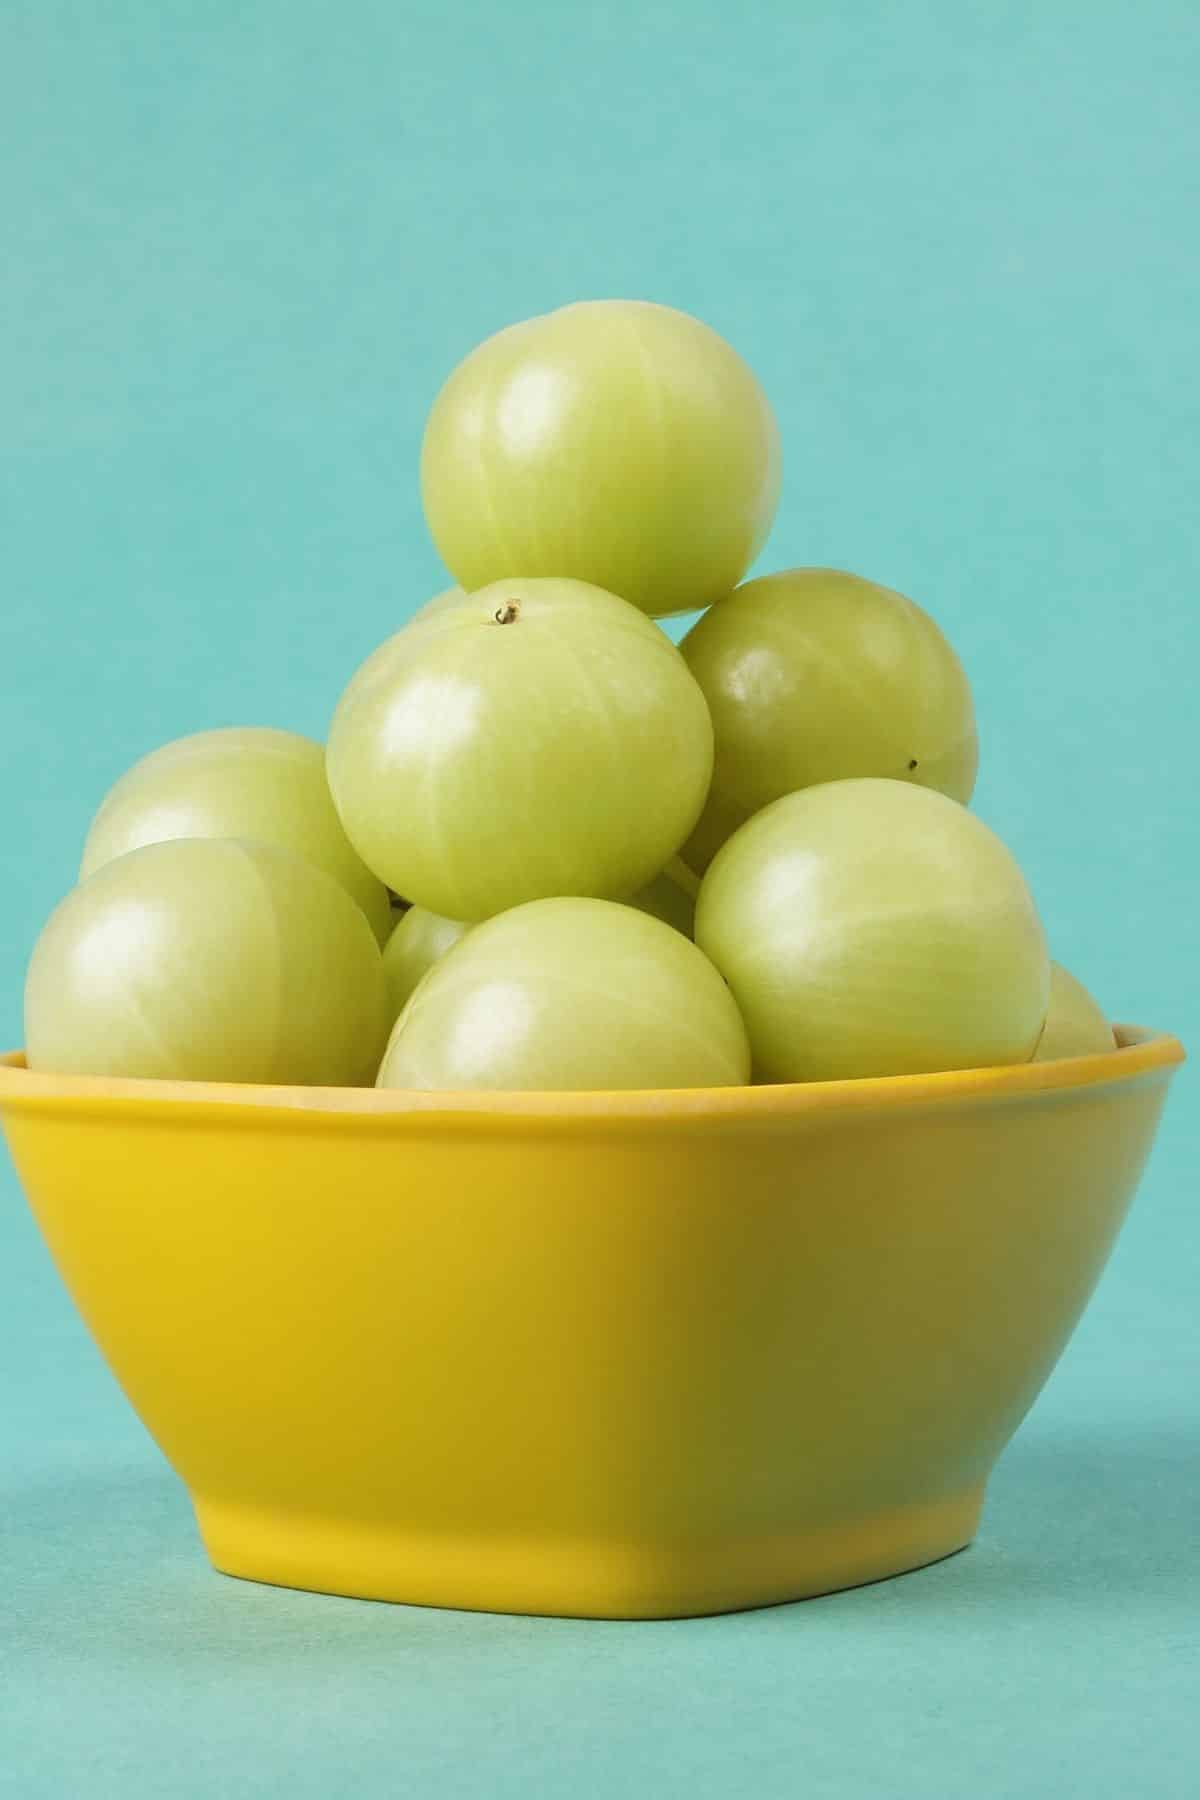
[1,3,1196,1794]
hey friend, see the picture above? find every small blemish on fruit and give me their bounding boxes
[908,758,919,770]
[493,600,521,624]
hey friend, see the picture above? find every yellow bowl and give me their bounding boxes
[0,1028,1183,1620]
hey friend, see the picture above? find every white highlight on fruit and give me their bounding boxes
[445,980,536,1080]
[379,675,481,761]
[73,898,163,995]
[496,365,568,457]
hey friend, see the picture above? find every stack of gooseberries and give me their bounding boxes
[24,301,1115,1092]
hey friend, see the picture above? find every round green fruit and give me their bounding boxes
[383,906,470,1020]
[695,779,1048,1083]
[420,301,781,617]
[681,568,978,872]
[377,897,750,1092]
[327,578,714,920]
[1032,962,1114,1060]
[26,838,388,1086]
[80,726,392,944]
[626,863,696,936]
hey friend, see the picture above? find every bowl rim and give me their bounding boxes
[0,1027,1184,1126]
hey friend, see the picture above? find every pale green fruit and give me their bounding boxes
[378,897,750,1092]
[383,906,470,1020]
[80,727,392,944]
[1033,962,1115,1060]
[26,838,388,1086]
[327,578,714,921]
[420,301,781,618]
[681,568,978,872]
[695,779,1049,1083]
[626,865,696,936]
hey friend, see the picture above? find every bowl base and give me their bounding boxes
[194,1485,987,1620]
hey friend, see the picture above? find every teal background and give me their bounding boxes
[2,2,1196,1794]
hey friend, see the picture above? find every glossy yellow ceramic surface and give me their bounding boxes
[0,1028,1183,1619]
